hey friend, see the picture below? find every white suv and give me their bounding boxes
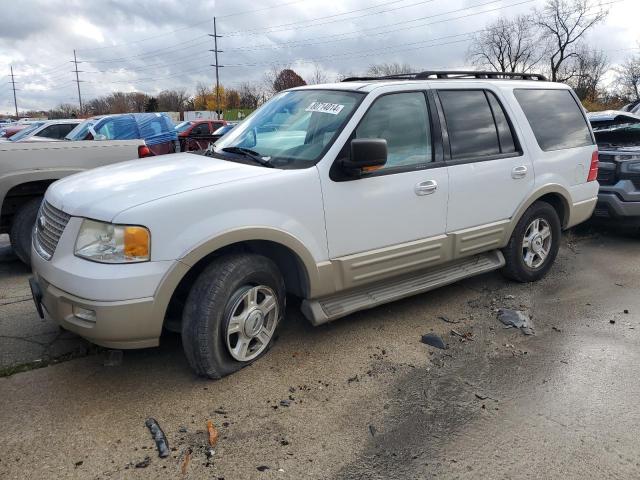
[29,71,599,378]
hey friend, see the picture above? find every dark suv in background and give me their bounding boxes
[588,110,640,228]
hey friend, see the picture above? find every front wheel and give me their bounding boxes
[181,254,285,379]
[501,201,561,283]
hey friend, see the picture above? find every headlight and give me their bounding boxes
[75,219,150,263]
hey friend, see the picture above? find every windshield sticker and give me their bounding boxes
[305,102,345,115]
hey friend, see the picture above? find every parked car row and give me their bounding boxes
[0,119,81,142]
[176,119,237,151]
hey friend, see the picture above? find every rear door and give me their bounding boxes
[436,87,534,233]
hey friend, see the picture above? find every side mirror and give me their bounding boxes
[342,138,387,174]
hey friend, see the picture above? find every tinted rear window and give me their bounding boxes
[439,90,518,160]
[514,89,592,151]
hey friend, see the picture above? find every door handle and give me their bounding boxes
[415,180,438,196]
[512,166,528,179]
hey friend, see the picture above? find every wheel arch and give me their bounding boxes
[155,228,332,331]
[505,185,572,242]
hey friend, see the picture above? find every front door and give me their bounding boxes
[320,91,449,287]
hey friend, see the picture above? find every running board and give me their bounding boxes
[301,250,505,326]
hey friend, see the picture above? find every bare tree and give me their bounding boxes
[128,92,149,112]
[536,0,608,82]
[238,82,261,109]
[616,54,640,102]
[157,89,189,112]
[468,15,542,73]
[568,46,608,101]
[307,63,329,84]
[366,62,414,76]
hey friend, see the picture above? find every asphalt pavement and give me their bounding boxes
[0,228,639,479]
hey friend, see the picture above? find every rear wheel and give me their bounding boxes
[9,197,42,266]
[181,254,285,379]
[502,201,561,283]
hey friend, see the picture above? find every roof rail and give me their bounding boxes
[341,71,548,82]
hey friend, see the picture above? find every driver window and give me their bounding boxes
[355,92,432,171]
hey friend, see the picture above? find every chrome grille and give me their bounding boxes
[34,201,71,260]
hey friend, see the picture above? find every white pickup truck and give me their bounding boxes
[0,139,147,264]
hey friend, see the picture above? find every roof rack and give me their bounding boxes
[341,71,548,82]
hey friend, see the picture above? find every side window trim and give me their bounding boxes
[435,88,523,165]
[330,89,445,181]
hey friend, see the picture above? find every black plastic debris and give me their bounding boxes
[145,418,170,458]
[421,333,447,349]
[497,309,534,335]
[369,425,377,437]
[279,399,291,407]
[135,456,151,469]
[257,465,270,472]
[438,315,460,324]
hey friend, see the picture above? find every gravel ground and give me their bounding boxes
[0,227,639,479]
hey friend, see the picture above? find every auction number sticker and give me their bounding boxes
[305,102,345,115]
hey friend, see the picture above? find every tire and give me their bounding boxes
[181,254,286,379]
[9,197,42,267]
[501,201,561,283]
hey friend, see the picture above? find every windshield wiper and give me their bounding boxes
[220,146,274,168]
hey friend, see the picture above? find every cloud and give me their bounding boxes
[0,0,637,114]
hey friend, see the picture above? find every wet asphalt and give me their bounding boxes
[0,227,639,479]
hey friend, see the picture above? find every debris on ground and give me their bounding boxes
[450,329,474,341]
[438,315,460,324]
[279,399,291,407]
[497,309,534,335]
[257,465,270,472]
[624,309,629,314]
[421,333,447,349]
[475,393,497,401]
[145,418,170,458]
[610,319,616,324]
[552,326,562,332]
[181,449,192,475]
[369,425,377,437]
[74,461,83,468]
[103,349,123,367]
[206,420,219,447]
[135,456,151,468]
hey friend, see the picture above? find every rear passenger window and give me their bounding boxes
[439,90,518,160]
[514,89,593,151]
[355,92,432,170]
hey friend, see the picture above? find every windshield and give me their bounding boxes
[9,122,44,141]
[65,118,98,140]
[175,121,194,133]
[214,89,364,167]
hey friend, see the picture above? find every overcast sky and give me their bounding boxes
[0,0,638,114]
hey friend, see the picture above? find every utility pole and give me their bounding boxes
[71,49,84,116]
[9,66,18,118]
[208,17,223,119]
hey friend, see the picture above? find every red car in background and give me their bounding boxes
[1,124,28,138]
[176,119,227,151]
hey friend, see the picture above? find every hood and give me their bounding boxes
[47,152,279,220]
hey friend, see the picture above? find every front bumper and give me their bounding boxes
[30,218,182,349]
[31,272,159,349]
[593,180,640,225]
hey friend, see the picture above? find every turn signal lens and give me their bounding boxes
[138,145,153,158]
[124,226,150,258]
[587,149,599,182]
